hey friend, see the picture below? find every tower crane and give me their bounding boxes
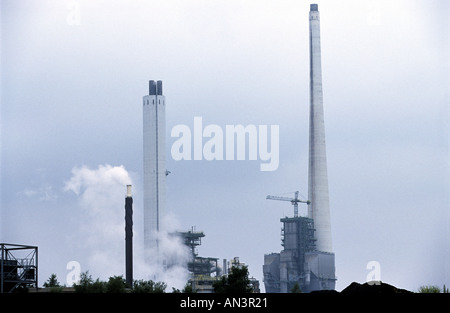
[266,191,310,218]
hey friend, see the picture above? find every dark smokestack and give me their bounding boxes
[125,185,133,288]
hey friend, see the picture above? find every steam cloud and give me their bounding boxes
[141,213,191,290]
[64,164,190,290]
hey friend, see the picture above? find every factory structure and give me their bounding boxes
[140,3,335,294]
[177,227,260,293]
[263,4,336,293]
[142,78,263,292]
[0,243,38,293]
[177,227,220,292]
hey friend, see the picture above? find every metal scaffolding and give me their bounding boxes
[1,243,38,293]
[279,216,316,292]
[263,215,335,292]
[177,227,221,292]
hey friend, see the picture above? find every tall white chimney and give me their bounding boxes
[143,80,166,255]
[308,4,333,253]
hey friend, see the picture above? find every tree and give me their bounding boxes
[182,283,195,293]
[73,271,106,293]
[73,272,170,293]
[73,271,93,292]
[172,283,196,293]
[43,274,61,288]
[290,282,302,293]
[106,275,127,293]
[418,285,441,293]
[132,279,167,293]
[43,273,63,292]
[213,265,253,293]
[213,276,228,293]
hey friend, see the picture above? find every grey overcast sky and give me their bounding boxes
[1,0,448,292]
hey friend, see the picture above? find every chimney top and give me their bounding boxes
[157,80,163,96]
[149,80,163,96]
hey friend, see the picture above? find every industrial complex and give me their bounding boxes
[176,227,260,293]
[263,4,336,293]
[1,4,336,293]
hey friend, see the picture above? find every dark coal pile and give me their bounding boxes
[340,281,412,294]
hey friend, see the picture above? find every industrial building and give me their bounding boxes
[263,216,335,292]
[0,243,38,293]
[177,228,260,293]
[263,4,336,293]
[177,227,221,293]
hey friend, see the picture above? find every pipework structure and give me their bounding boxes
[143,80,166,255]
[0,243,38,293]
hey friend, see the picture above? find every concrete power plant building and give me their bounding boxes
[143,80,166,255]
[263,4,336,293]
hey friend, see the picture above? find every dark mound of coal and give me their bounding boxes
[341,281,412,294]
[309,289,340,294]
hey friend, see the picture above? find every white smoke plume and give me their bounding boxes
[64,164,133,279]
[64,164,190,290]
[134,213,191,290]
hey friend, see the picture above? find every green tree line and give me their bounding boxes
[43,271,191,293]
[42,265,254,293]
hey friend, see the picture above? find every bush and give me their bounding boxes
[418,285,441,293]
